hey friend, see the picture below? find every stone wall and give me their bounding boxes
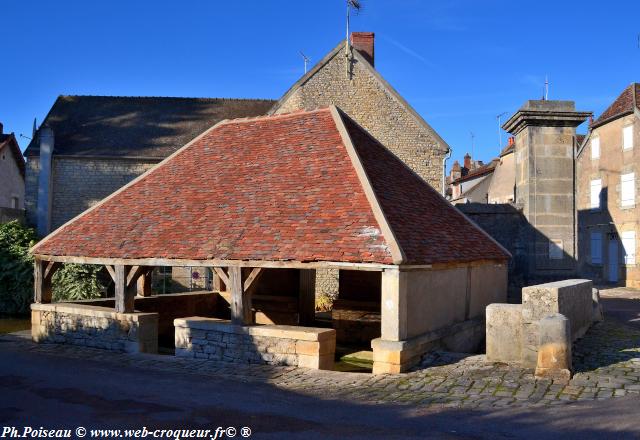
[486,279,595,368]
[79,292,218,348]
[577,113,640,287]
[274,49,447,190]
[31,303,158,354]
[0,142,24,210]
[25,156,159,230]
[175,317,336,370]
[0,207,24,224]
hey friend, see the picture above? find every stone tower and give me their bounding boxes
[502,100,590,277]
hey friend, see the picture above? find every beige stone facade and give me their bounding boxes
[577,113,640,287]
[0,138,24,210]
[271,42,449,190]
[26,157,159,230]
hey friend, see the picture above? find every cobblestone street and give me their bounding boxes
[3,309,640,411]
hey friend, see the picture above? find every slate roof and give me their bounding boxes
[32,107,509,266]
[592,83,639,128]
[24,96,275,158]
[0,132,25,178]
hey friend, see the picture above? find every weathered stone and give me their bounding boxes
[535,314,572,381]
[486,304,523,363]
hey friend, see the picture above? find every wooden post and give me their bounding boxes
[136,270,153,297]
[299,269,316,326]
[115,265,135,313]
[229,266,252,325]
[34,259,53,303]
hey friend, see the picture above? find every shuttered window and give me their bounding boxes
[590,179,602,209]
[591,137,600,159]
[622,231,636,265]
[621,172,635,207]
[623,125,634,150]
[591,232,603,264]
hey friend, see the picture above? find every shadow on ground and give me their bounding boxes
[1,332,639,439]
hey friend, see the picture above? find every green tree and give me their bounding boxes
[0,221,37,315]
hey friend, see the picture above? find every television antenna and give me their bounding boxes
[496,112,508,151]
[345,0,362,78]
[543,75,550,100]
[470,131,475,160]
[299,51,311,74]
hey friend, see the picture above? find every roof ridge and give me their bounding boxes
[59,95,276,102]
[220,107,331,126]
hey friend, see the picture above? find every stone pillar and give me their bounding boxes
[36,126,54,237]
[535,313,572,381]
[502,101,590,278]
[299,269,316,326]
[485,303,523,363]
[372,268,413,374]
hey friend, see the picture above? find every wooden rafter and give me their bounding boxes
[243,267,263,292]
[213,267,230,287]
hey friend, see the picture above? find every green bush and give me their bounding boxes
[52,264,106,302]
[0,221,106,315]
[0,221,37,315]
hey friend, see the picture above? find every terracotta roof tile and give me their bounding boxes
[592,83,639,128]
[33,108,509,265]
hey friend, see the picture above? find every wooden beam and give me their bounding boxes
[44,262,61,282]
[243,267,263,292]
[213,267,230,287]
[136,270,153,297]
[114,265,135,313]
[126,265,147,288]
[298,269,316,326]
[34,259,52,304]
[105,265,116,281]
[229,266,252,325]
[34,254,392,271]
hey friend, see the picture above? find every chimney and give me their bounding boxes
[0,122,3,134]
[508,136,515,147]
[36,125,55,236]
[464,153,471,170]
[351,32,375,67]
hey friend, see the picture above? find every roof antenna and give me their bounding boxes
[543,75,549,100]
[345,0,362,79]
[299,51,311,74]
[496,112,508,151]
[470,131,475,161]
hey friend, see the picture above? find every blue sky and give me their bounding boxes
[2,0,639,168]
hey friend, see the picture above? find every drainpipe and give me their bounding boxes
[442,146,452,197]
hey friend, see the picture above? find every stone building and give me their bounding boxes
[487,139,516,204]
[448,158,497,204]
[270,32,450,190]
[269,32,451,299]
[576,83,640,287]
[24,96,275,236]
[0,123,25,222]
[30,107,509,374]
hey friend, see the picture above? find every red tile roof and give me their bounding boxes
[592,83,639,128]
[33,107,509,266]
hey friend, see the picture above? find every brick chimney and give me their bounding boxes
[351,32,374,67]
[463,153,471,170]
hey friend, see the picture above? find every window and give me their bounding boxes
[590,179,602,209]
[622,231,636,265]
[621,172,635,207]
[623,125,634,150]
[10,197,18,209]
[549,239,563,260]
[591,137,600,159]
[590,232,603,264]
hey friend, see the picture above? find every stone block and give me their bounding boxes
[535,314,572,381]
[298,353,333,370]
[592,288,604,322]
[486,303,523,363]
